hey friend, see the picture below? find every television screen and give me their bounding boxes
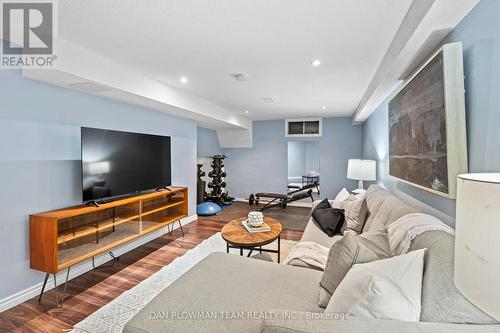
[81,127,171,202]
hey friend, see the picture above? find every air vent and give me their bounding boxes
[285,118,322,137]
[69,81,112,93]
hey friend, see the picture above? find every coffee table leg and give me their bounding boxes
[226,243,229,253]
[277,236,281,263]
[259,246,262,254]
[240,247,243,256]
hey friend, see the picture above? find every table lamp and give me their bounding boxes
[455,173,500,320]
[347,159,376,191]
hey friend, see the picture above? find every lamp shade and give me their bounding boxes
[455,173,500,320]
[347,159,376,181]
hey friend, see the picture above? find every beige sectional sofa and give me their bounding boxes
[124,185,499,333]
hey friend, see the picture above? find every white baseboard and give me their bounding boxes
[0,214,198,313]
[235,197,313,208]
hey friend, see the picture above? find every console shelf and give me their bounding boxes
[30,187,188,274]
[56,214,141,245]
[141,198,185,218]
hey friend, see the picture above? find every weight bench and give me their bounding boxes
[287,182,319,194]
[248,187,314,212]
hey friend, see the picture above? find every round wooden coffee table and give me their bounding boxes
[221,216,283,262]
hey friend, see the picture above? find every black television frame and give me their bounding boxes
[80,127,172,205]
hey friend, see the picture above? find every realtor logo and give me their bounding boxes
[1,0,56,68]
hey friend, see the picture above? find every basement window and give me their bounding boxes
[285,118,322,137]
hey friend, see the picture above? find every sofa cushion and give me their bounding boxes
[318,232,391,307]
[325,249,426,322]
[410,231,497,324]
[301,217,343,248]
[311,199,345,237]
[311,199,334,213]
[123,252,323,333]
[262,311,499,333]
[363,187,417,233]
[334,187,350,202]
[363,186,391,230]
[336,193,369,233]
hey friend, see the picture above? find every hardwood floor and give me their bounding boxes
[0,216,303,333]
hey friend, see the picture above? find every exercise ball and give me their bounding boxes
[197,202,222,216]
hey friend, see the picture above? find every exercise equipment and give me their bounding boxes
[197,164,206,204]
[205,155,234,205]
[248,184,315,212]
[196,201,222,216]
[288,181,320,194]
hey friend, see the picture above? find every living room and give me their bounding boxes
[0,0,499,332]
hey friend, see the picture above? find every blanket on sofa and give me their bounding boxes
[284,241,329,270]
[388,213,455,255]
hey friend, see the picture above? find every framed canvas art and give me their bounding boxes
[388,42,468,199]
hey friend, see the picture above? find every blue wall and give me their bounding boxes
[224,118,361,199]
[304,141,320,173]
[287,141,306,178]
[287,141,320,178]
[0,70,197,299]
[361,0,500,225]
[197,127,223,158]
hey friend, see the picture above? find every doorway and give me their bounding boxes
[287,140,320,205]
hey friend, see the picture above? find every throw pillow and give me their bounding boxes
[314,198,330,210]
[338,193,368,234]
[334,187,350,203]
[325,249,426,322]
[350,276,418,320]
[318,232,391,307]
[311,199,345,237]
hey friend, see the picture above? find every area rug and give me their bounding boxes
[202,202,311,231]
[71,233,297,333]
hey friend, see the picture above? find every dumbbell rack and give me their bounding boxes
[206,155,230,205]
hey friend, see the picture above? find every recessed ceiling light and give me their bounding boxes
[230,73,247,81]
[311,60,321,67]
[180,76,188,84]
[321,105,327,109]
[262,97,274,103]
[244,110,249,114]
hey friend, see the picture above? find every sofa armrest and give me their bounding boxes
[261,311,500,333]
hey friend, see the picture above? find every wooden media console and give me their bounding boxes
[29,186,188,306]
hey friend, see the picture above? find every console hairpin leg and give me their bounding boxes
[38,273,50,303]
[38,268,70,307]
[168,220,184,237]
[53,267,71,308]
[178,220,184,237]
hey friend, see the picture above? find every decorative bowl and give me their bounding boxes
[247,211,264,227]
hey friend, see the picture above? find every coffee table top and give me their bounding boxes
[221,216,282,247]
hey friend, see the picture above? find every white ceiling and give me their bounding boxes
[58,0,414,121]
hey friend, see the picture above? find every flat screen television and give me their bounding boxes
[81,127,171,203]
